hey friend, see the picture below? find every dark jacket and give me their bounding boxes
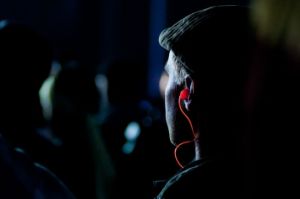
[154,159,244,199]
[0,134,75,199]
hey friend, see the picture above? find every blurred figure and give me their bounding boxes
[40,61,115,199]
[0,20,75,199]
[100,59,150,199]
[251,0,300,55]
[100,59,176,199]
[0,20,55,159]
[101,59,148,167]
[0,134,75,198]
[246,0,300,198]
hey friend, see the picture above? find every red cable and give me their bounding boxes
[174,97,197,169]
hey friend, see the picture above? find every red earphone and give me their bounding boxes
[174,87,197,169]
[179,88,190,101]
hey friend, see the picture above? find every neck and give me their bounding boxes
[194,136,201,161]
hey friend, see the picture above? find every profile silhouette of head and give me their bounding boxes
[0,20,53,146]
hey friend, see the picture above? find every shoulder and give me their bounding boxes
[0,135,75,199]
[33,162,76,199]
[156,160,206,198]
[156,159,241,199]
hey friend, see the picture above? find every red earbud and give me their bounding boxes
[179,88,190,100]
[176,87,195,169]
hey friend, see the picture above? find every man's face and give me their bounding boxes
[164,51,189,145]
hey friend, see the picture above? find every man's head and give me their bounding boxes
[0,20,53,89]
[159,5,255,149]
[0,20,53,137]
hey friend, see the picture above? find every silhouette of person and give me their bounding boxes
[40,61,115,199]
[0,20,75,199]
[100,59,176,199]
[155,2,300,198]
[0,134,76,198]
[245,1,300,198]
[154,5,258,198]
[0,20,55,161]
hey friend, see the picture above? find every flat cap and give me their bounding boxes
[159,5,252,74]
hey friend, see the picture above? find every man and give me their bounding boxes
[155,5,256,198]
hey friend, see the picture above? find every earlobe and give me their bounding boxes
[183,98,192,111]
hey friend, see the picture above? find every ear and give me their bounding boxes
[183,75,194,111]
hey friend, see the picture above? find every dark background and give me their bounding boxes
[0,0,249,99]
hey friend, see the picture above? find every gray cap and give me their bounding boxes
[159,5,252,74]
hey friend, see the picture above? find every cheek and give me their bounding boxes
[165,78,176,120]
[165,78,191,145]
[165,78,179,144]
